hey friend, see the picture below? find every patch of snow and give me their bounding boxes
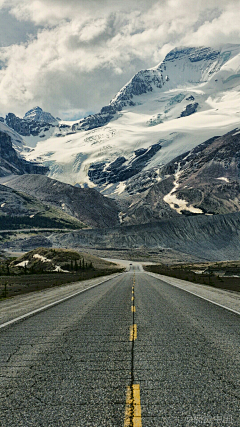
[16,260,29,267]
[33,254,51,263]
[193,270,205,274]
[217,177,229,182]
[53,266,69,273]
[1,203,6,208]
[118,212,124,224]
[163,164,203,214]
[114,182,126,195]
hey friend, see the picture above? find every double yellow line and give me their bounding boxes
[124,272,142,426]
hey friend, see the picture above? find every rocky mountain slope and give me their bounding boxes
[161,129,240,215]
[118,129,240,224]
[4,174,121,228]
[18,44,240,194]
[49,211,240,262]
[0,184,85,230]
[0,130,48,177]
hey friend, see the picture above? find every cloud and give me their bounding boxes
[0,0,240,118]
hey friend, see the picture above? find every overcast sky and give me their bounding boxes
[0,0,240,120]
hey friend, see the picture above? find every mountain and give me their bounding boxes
[5,111,57,143]
[0,184,85,230]
[4,107,72,148]
[4,174,121,228]
[0,130,48,177]
[18,44,240,194]
[23,107,58,124]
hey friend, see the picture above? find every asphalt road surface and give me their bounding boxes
[0,267,239,426]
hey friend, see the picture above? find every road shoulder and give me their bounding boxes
[146,271,240,315]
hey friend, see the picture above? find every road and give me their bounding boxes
[0,267,239,426]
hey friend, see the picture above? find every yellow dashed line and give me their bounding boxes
[132,296,134,301]
[124,384,142,426]
[131,306,136,312]
[130,324,137,341]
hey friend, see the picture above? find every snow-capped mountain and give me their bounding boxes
[3,107,72,148]
[23,107,58,125]
[9,44,240,196]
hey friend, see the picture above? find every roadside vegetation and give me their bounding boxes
[0,248,124,299]
[144,261,240,293]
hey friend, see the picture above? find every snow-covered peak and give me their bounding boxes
[110,45,240,111]
[24,107,58,125]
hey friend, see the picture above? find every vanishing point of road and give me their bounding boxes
[0,264,239,426]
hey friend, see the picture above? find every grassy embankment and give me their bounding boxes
[144,261,240,293]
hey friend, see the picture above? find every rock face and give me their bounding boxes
[5,174,121,228]
[72,110,115,132]
[88,142,162,185]
[180,102,199,117]
[0,131,48,177]
[5,112,56,137]
[164,46,220,63]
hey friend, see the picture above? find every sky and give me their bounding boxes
[0,0,240,120]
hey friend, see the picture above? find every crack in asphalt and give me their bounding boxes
[129,273,136,427]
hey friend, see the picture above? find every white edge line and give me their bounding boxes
[0,273,122,331]
[146,272,240,316]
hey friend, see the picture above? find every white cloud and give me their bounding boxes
[0,0,240,118]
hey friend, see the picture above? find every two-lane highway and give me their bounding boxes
[0,269,239,426]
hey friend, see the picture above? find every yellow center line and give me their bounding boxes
[130,324,137,341]
[132,296,134,301]
[124,384,142,426]
[131,306,136,312]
